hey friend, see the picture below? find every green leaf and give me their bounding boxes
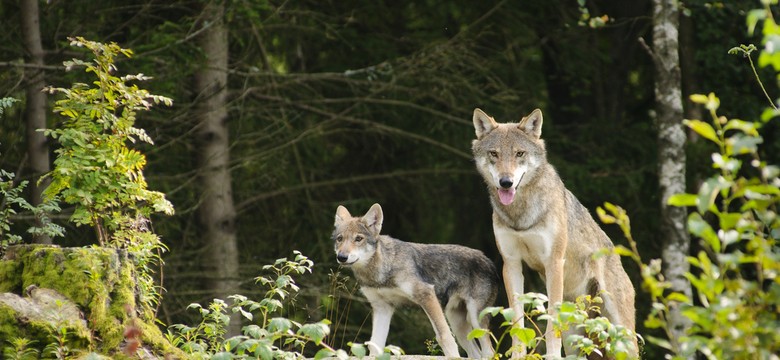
[666,292,691,304]
[724,119,758,135]
[696,178,721,214]
[747,9,767,35]
[596,206,616,224]
[268,317,292,333]
[500,307,516,322]
[729,133,762,155]
[468,328,489,340]
[646,335,673,350]
[613,245,634,257]
[689,94,709,104]
[559,302,577,314]
[298,322,330,344]
[744,184,780,195]
[683,119,720,144]
[667,193,697,207]
[510,327,536,347]
[211,352,233,360]
[349,342,367,358]
[256,342,273,360]
[314,349,335,360]
[688,213,720,253]
[644,316,664,329]
[760,107,780,122]
[238,308,253,321]
[718,212,742,230]
[479,306,502,321]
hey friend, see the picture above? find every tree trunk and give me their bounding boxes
[20,0,51,244]
[650,0,692,355]
[679,11,703,131]
[194,0,241,336]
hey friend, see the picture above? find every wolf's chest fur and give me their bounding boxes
[360,286,416,307]
[494,217,554,274]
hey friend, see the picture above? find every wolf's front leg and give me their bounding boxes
[368,302,394,356]
[503,260,527,358]
[494,223,528,358]
[544,258,565,359]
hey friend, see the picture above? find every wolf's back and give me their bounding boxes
[405,241,499,307]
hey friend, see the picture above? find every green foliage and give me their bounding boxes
[424,338,442,356]
[167,251,377,359]
[576,0,610,28]
[470,292,637,359]
[598,4,780,358]
[0,170,65,255]
[42,36,174,247]
[598,92,779,358]
[0,98,64,253]
[683,91,777,358]
[41,326,73,360]
[2,338,39,360]
[0,97,19,117]
[42,37,175,315]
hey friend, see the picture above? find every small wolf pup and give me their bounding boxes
[472,108,637,359]
[333,203,498,358]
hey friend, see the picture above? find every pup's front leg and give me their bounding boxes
[368,301,394,356]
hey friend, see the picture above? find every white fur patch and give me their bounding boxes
[362,287,414,306]
[494,222,553,272]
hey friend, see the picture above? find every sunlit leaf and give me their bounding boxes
[667,193,697,207]
[683,119,720,144]
[468,328,489,340]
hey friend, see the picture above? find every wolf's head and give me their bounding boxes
[332,203,383,266]
[471,108,546,206]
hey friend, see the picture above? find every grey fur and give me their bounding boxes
[472,108,638,359]
[334,203,498,358]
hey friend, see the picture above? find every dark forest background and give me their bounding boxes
[2,0,779,357]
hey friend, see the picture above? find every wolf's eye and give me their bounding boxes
[516,151,525,158]
[488,150,498,158]
[335,235,343,242]
[355,235,364,243]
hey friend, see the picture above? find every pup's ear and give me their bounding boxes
[518,108,543,139]
[362,203,384,235]
[473,108,498,139]
[335,205,351,226]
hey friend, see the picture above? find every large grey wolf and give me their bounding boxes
[471,108,637,358]
[333,203,498,358]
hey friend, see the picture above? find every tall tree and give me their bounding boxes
[194,0,241,335]
[20,0,51,244]
[648,0,692,354]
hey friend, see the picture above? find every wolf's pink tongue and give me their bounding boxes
[498,188,516,205]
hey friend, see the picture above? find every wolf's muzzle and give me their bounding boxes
[336,254,349,263]
[499,177,514,188]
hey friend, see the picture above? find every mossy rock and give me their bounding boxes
[0,244,185,359]
[0,286,92,349]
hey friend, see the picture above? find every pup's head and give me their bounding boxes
[333,203,383,266]
[471,108,546,206]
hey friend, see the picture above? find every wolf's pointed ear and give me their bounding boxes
[473,108,498,139]
[518,108,543,139]
[335,205,351,226]
[363,203,384,235]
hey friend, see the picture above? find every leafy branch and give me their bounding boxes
[42,37,174,246]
